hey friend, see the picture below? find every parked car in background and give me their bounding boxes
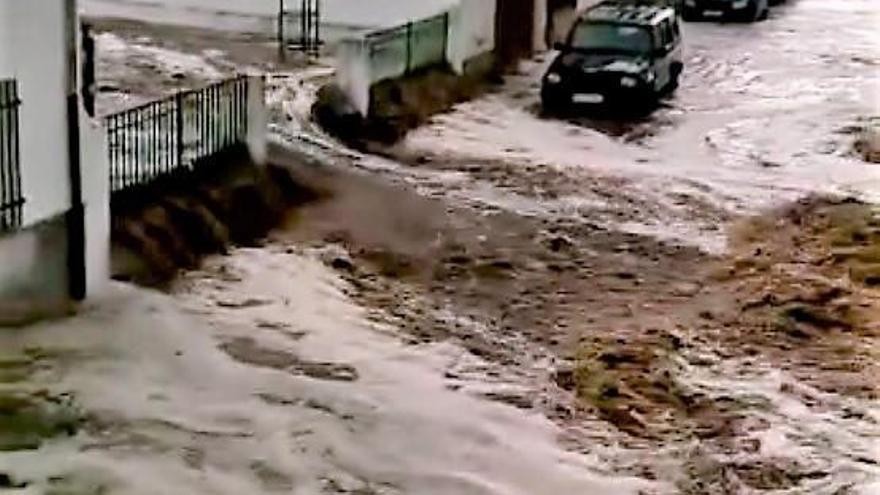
[541,2,683,113]
[681,0,769,22]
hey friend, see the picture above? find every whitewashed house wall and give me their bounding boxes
[0,0,109,311]
[447,0,496,74]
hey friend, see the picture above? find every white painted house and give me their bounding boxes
[0,0,109,317]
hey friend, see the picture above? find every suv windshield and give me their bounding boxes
[569,22,653,54]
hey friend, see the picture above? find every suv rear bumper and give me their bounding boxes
[541,79,654,109]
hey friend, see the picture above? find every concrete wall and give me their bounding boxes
[533,0,549,53]
[246,75,269,166]
[336,0,498,116]
[336,39,372,116]
[448,0,496,74]
[80,114,111,295]
[0,215,71,320]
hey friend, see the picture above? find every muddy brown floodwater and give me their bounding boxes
[266,0,880,492]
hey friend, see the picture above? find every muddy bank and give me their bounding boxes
[111,147,320,286]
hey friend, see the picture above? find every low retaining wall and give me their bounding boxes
[316,51,495,146]
[111,146,318,286]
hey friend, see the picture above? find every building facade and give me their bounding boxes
[0,0,109,319]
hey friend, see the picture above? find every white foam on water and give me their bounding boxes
[0,248,663,494]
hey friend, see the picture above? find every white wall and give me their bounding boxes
[246,75,269,165]
[0,3,11,74]
[533,0,548,52]
[80,113,110,296]
[335,38,371,116]
[0,0,73,227]
[447,0,496,74]
[577,0,602,11]
[0,0,111,300]
[84,0,457,31]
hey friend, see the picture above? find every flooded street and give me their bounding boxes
[0,0,878,493]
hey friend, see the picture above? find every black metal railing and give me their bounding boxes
[104,76,249,194]
[0,79,24,233]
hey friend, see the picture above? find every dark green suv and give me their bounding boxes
[541,2,684,112]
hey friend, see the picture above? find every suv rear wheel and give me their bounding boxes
[665,62,684,94]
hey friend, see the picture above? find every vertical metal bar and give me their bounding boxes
[176,92,184,171]
[0,81,8,228]
[199,90,205,160]
[443,12,449,62]
[227,80,233,146]
[243,77,249,137]
[212,84,218,154]
[225,81,231,147]
[108,116,114,192]
[12,82,21,227]
[209,85,214,154]
[0,82,9,228]
[215,84,221,152]
[5,80,14,226]
[406,21,413,74]
[129,111,134,188]
[150,102,157,180]
[144,106,151,181]
[240,78,246,140]
[124,110,130,187]
[278,0,286,62]
[113,116,119,192]
[136,109,142,185]
[164,99,170,174]
[314,0,321,55]
[301,0,307,52]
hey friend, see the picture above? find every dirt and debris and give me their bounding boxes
[274,140,880,491]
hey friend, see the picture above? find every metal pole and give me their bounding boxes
[314,0,321,55]
[278,0,286,62]
[301,0,307,52]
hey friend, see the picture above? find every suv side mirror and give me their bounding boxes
[553,41,566,51]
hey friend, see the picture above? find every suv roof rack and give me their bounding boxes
[583,0,674,26]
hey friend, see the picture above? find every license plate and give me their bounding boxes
[573,93,603,104]
[704,10,723,16]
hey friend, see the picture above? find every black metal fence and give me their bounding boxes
[105,76,249,194]
[0,79,24,233]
